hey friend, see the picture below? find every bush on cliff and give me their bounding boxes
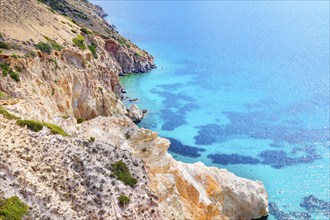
[0,196,29,220]
[36,42,52,54]
[44,122,69,136]
[9,69,20,82]
[0,41,10,50]
[0,106,20,120]
[16,120,44,132]
[77,118,85,124]
[43,36,62,51]
[16,120,69,136]
[110,160,137,187]
[72,35,86,50]
[80,27,92,35]
[88,45,98,59]
[0,63,10,76]
[118,195,130,207]
[0,91,11,100]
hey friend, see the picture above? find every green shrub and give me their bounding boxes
[16,120,44,132]
[0,63,10,76]
[0,32,3,38]
[43,36,62,51]
[61,115,69,119]
[0,91,11,100]
[0,196,29,220]
[16,120,69,136]
[71,29,77,34]
[90,136,95,142]
[49,57,58,68]
[110,160,137,187]
[80,27,91,35]
[9,69,20,82]
[118,195,130,207]
[0,41,9,49]
[0,106,20,120]
[11,54,23,59]
[88,45,97,59]
[77,118,85,124]
[72,35,86,50]
[36,42,52,54]
[44,122,69,136]
[15,66,22,72]
[25,50,37,58]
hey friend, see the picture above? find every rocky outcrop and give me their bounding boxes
[105,39,155,74]
[130,128,269,220]
[128,104,144,122]
[75,117,269,220]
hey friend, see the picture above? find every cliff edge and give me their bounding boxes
[0,0,268,219]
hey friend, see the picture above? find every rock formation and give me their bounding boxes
[128,104,144,122]
[0,0,268,219]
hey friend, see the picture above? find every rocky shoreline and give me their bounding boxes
[0,0,268,219]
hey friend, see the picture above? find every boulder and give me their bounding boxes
[129,104,144,122]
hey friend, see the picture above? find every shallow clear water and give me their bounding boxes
[92,1,329,219]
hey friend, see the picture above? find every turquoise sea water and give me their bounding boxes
[92,1,329,219]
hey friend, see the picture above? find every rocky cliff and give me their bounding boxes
[0,0,268,219]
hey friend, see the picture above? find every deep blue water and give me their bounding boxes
[92,1,329,219]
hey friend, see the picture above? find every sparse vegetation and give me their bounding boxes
[77,117,85,124]
[90,136,95,142]
[36,42,52,54]
[15,66,23,72]
[71,29,77,34]
[9,69,20,82]
[0,32,3,38]
[44,122,69,136]
[25,50,37,58]
[16,120,44,132]
[125,132,130,139]
[43,36,62,51]
[0,91,11,100]
[80,27,92,35]
[118,195,130,207]
[0,63,20,82]
[16,119,69,136]
[61,115,69,119]
[11,54,23,59]
[0,106,20,120]
[0,196,29,220]
[0,41,9,49]
[72,35,86,50]
[110,160,137,187]
[49,57,59,68]
[0,63,10,76]
[88,45,97,59]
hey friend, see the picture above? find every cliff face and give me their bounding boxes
[0,0,268,219]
